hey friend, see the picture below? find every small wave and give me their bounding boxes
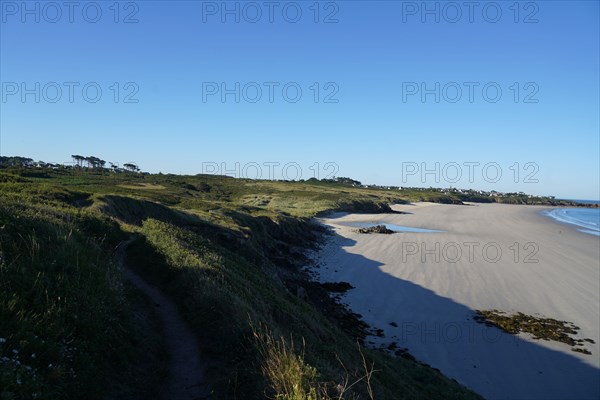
[544,208,600,236]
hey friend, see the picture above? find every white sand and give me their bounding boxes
[315,203,600,399]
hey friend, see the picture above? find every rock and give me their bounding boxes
[356,225,395,234]
[571,348,592,355]
[320,281,354,293]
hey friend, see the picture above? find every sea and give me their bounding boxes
[544,201,600,236]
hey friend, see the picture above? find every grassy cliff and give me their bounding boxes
[0,168,482,399]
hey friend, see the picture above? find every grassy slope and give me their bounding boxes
[0,175,165,399]
[0,168,482,399]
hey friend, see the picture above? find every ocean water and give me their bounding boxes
[341,221,445,233]
[544,207,600,236]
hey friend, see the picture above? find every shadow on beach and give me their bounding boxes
[317,232,600,400]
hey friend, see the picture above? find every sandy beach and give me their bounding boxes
[315,203,600,400]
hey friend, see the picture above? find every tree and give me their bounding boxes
[335,177,362,186]
[0,156,34,168]
[71,155,85,167]
[94,158,106,169]
[83,156,106,169]
[123,163,139,173]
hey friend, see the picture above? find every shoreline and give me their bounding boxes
[312,202,600,400]
[542,207,600,237]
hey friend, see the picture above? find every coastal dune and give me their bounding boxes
[316,203,600,399]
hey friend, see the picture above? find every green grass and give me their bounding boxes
[0,191,125,398]
[0,167,483,399]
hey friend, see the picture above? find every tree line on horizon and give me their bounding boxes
[0,155,141,173]
[70,155,140,173]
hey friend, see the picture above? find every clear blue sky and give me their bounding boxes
[1,1,598,199]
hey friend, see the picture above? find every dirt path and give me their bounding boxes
[116,238,211,400]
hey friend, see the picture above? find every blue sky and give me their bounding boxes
[1,0,599,199]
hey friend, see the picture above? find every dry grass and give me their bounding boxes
[252,323,377,400]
